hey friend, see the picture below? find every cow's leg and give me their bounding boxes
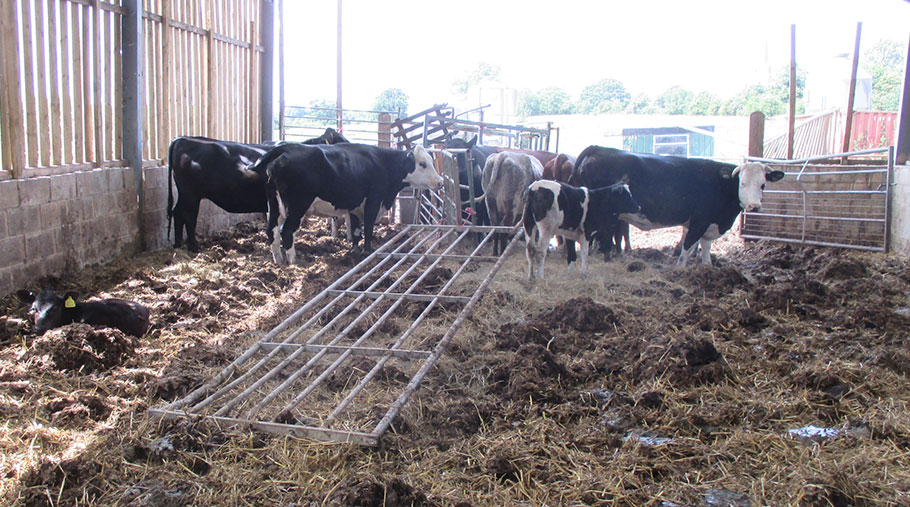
[566,238,578,273]
[360,199,381,253]
[349,214,362,247]
[525,226,541,280]
[620,221,632,253]
[279,200,309,265]
[699,238,714,265]
[579,235,590,277]
[266,185,285,264]
[344,213,353,243]
[678,224,708,266]
[329,217,338,240]
[180,198,202,252]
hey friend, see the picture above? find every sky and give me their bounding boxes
[279,0,910,113]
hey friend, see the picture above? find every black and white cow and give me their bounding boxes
[16,290,150,337]
[166,132,350,251]
[570,146,785,265]
[255,143,443,265]
[480,151,544,255]
[523,181,640,279]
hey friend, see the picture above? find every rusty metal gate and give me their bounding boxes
[150,221,522,446]
[742,147,894,252]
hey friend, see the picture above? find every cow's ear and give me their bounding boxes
[466,136,477,149]
[765,170,785,182]
[719,167,735,179]
[15,290,34,303]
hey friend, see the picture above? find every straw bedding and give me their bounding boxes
[0,219,907,505]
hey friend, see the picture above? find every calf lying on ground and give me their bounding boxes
[16,290,151,337]
[523,180,640,280]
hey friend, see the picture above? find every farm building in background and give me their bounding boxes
[622,126,716,158]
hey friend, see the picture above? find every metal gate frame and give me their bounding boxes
[742,147,894,252]
[150,223,522,446]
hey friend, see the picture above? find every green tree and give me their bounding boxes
[518,87,574,116]
[654,87,695,114]
[452,62,502,95]
[688,91,724,115]
[722,85,789,116]
[300,99,337,126]
[373,88,409,116]
[865,39,905,111]
[772,65,807,103]
[624,93,653,114]
[577,78,631,113]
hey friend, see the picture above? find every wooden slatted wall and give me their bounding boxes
[0,0,262,179]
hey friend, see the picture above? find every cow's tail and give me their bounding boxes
[569,145,601,186]
[482,153,503,193]
[166,138,180,241]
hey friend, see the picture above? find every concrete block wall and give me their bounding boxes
[0,165,263,296]
[890,165,910,256]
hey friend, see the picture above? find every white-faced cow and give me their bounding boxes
[17,290,150,337]
[570,146,785,265]
[523,180,640,280]
[255,143,443,265]
[166,129,350,252]
[480,151,544,255]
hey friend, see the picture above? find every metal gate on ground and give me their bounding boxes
[742,147,894,252]
[150,223,521,446]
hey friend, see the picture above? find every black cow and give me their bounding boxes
[166,131,350,251]
[17,290,150,337]
[443,137,497,227]
[523,180,640,279]
[570,146,785,265]
[255,143,443,265]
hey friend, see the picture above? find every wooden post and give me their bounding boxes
[259,0,274,142]
[93,0,104,164]
[336,0,342,131]
[787,24,796,160]
[896,35,910,165]
[748,111,765,158]
[1,0,26,177]
[160,0,171,159]
[378,112,391,148]
[249,20,257,143]
[122,0,145,249]
[278,0,285,140]
[842,22,862,155]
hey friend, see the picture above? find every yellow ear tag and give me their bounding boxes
[64,296,76,308]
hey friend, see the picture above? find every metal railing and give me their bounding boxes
[742,147,893,252]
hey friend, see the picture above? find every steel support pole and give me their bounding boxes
[896,35,910,165]
[122,0,144,250]
[260,0,275,142]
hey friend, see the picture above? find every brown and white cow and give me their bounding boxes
[480,151,543,255]
[542,153,576,183]
[523,180,640,280]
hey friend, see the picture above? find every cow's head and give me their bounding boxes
[16,289,78,335]
[726,162,785,212]
[405,145,444,190]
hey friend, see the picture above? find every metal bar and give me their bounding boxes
[149,410,379,446]
[257,343,432,360]
[161,225,417,411]
[744,212,885,223]
[326,290,471,303]
[746,147,890,165]
[378,252,500,262]
[763,189,887,195]
[327,225,498,422]
[228,228,458,418]
[198,228,445,415]
[740,234,886,252]
[267,228,474,419]
[372,226,523,441]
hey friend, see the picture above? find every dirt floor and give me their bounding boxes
[0,218,908,506]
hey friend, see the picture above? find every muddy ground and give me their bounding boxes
[0,219,907,506]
